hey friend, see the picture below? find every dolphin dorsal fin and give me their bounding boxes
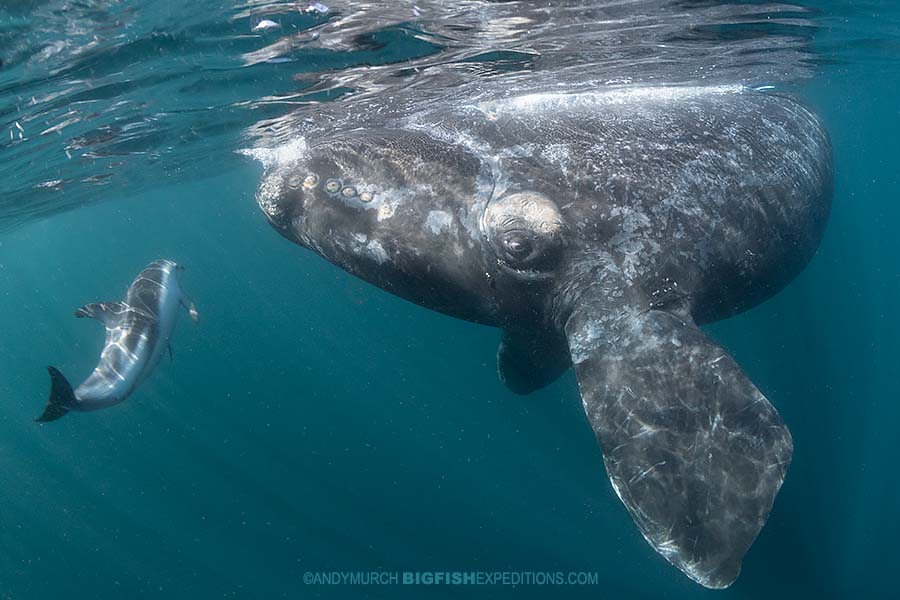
[74,302,130,326]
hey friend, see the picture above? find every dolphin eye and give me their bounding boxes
[500,233,533,262]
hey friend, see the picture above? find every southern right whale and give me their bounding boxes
[253,85,832,588]
[36,259,199,423]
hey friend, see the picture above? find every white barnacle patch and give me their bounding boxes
[374,186,413,221]
[425,210,453,235]
[256,172,285,219]
[365,239,389,264]
[303,174,319,189]
[377,203,395,221]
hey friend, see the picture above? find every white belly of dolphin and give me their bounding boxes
[78,272,183,408]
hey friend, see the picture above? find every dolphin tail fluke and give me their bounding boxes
[35,367,77,423]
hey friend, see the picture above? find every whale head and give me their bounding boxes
[256,129,569,326]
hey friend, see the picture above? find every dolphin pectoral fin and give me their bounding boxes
[74,302,128,326]
[497,329,570,395]
[180,297,199,323]
[565,306,792,589]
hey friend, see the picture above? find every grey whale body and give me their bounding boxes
[255,85,833,588]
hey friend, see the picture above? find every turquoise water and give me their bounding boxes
[1,1,899,598]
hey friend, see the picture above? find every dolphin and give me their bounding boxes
[36,259,199,422]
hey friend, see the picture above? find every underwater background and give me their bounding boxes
[0,1,898,598]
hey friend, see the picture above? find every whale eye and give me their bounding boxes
[483,191,567,280]
[500,232,534,262]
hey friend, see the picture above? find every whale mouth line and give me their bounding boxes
[495,259,553,282]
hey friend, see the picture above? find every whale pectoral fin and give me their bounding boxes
[74,302,128,326]
[497,329,570,395]
[565,305,792,589]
